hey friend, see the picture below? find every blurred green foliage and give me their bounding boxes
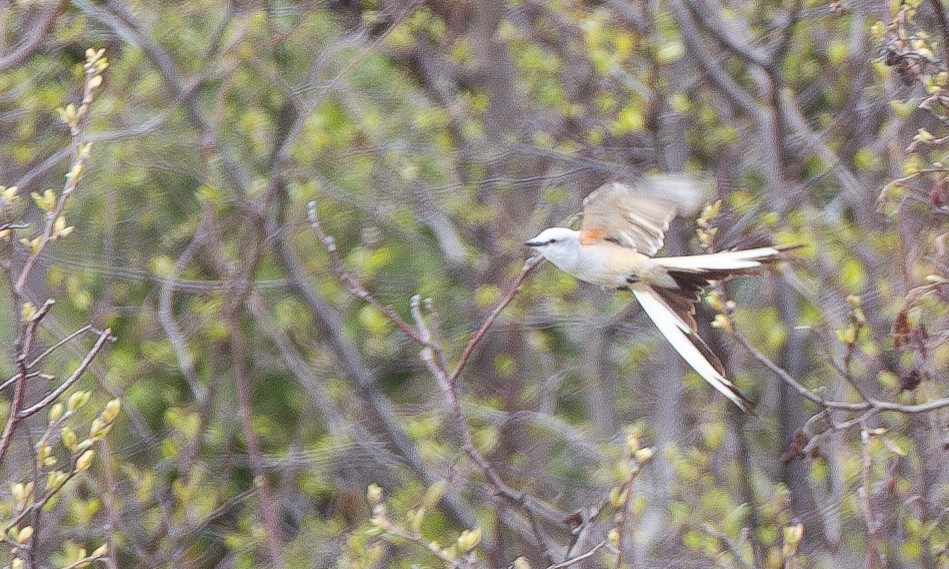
[2,0,949,568]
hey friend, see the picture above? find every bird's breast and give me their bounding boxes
[572,245,651,287]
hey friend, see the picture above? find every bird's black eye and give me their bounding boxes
[547,239,557,244]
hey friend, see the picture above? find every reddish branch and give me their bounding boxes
[410,295,563,563]
[449,255,545,382]
[0,299,55,465]
[307,201,425,344]
[308,201,566,554]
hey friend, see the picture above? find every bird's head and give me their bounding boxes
[525,227,579,262]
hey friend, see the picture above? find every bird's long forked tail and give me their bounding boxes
[654,245,797,275]
[632,286,755,413]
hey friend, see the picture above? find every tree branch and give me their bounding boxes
[16,328,112,420]
[0,0,67,71]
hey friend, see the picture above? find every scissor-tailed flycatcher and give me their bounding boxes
[526,178,791,413]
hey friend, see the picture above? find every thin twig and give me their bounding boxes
[0,372,51,393]
[307,201,424,343]
[15,55,99,297]
[611,456,648,569]
[802,408,879,456]
[0,299,56,465]
[27,324,93,368]
[736,328,949,415]
[158,212,209,402]
[701,524,754,569]
[546,540,608,569]
[732,330,867,411]
[411,295,563,560]
[276,226,480,531]
[16,328,112,420]
[0,0,67,71]
[449,255,545,382]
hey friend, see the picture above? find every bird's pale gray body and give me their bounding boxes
[525,227,652,288]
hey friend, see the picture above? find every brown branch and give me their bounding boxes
[306,201,425,343]
[16,328,112,421]
[0,299,55,465]
[801,408,879,456]
[274,228,480,531]
[304,203,562,551]
[204,201,285,569]
[929,0,949,65]
[684,0,770,68]
[26,324,94,368]
[666,0,762,120]
[608,446,651,569]
[0,0,67,71]
[410,296,564,560]
[768,0,802,68]
[229,326,285,569]
[546,540,608,569]
[733,330,867,411]
[16,328,112,420]
[449,255,545,382]
[734,328,949,415]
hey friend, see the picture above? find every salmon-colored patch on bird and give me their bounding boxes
[578,228,601,246]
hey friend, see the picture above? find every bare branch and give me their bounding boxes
[0,298,56,465]
[158,213,210,402]
[734,327,949,416]
[928,0,949,64]
[307,201,425,343]
[16,328,112,420]
[27,324,93,368]
[0,1,67,71]
[229,325,286,569]
[276,223,480,531]
[546,540,608,569]
[684,0,770,68]
[411,295,565,559]
[450,255,545,381]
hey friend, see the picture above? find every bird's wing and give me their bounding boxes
[632,285,754,413]
[579,181,678,256]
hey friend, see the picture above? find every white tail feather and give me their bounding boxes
[656,246,782,272]
[632,286,752,412]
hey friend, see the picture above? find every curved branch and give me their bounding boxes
[734,329,949,415]
[0,1,67,71]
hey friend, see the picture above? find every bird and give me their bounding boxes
[525,177,793,413]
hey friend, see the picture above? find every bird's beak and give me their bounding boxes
[524,239,540,247]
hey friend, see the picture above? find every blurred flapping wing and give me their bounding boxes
[579,174,714,255]
[579,181,678,255]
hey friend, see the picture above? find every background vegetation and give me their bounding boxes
[2,0,949,567]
